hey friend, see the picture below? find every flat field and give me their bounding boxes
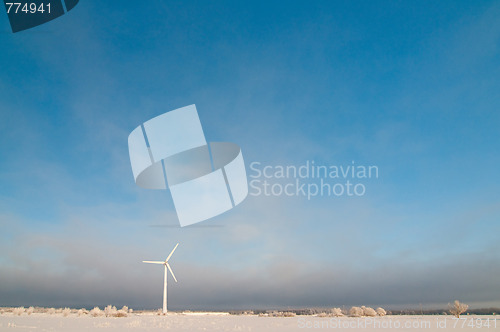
[0,312,497,332]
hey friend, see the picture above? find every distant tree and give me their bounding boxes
[449,300,468,318]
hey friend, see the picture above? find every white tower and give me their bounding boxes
[143,243,179,314]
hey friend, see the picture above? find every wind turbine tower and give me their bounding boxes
[143,243,179,314]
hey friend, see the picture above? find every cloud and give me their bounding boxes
[1,195,499,310]
[1,231,499,310]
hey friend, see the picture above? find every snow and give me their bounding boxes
[0,312,497,331]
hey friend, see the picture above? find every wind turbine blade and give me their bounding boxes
[165,243,179,262]
[166,263,177,282]
[142,261,164,264]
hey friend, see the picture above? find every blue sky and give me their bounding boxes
[0,1,499,310]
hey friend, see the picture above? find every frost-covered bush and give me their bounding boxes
[267,311,295,317]
[318,308,344,317]
[62,308,71,317]
[77,309,89,316]
[362,306,377,317]
[26,307,34,315]
[98,305,130,317]
[349,306,363,317]
[13,307,25,316]
[376,307,386,316]
[47,308,56,315]
[104,305,117,317]
[90,307,103,317]
[114,309,128,317]
[330,308,344,317]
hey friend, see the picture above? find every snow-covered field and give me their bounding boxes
[0,312,497,332]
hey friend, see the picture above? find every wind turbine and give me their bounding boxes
[143,243,179,314]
